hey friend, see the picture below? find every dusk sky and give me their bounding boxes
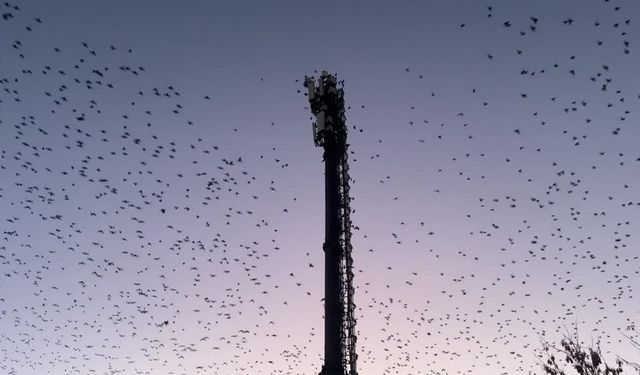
[1,0,639,374]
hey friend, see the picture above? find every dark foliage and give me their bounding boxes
[538,331,635,375]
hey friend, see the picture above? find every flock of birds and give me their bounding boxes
[1,1,639,374]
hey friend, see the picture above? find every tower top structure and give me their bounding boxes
[304,71,348,151]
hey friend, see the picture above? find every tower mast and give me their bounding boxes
[304,72,358,375]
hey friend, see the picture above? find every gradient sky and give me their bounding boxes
[1,0,639,374]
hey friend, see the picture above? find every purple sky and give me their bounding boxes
[1,0,639,374]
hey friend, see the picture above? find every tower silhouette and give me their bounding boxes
[304,72,358,375]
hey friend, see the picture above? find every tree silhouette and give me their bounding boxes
[538,332,625,375]
[620,327,640,374]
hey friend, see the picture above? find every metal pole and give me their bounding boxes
[305,72,356,375]
[323,138,344,375]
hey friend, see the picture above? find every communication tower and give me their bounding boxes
[304,72,358,375]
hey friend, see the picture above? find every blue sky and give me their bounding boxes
[1,0,639,374]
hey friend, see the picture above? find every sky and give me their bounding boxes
[1,0,639,374]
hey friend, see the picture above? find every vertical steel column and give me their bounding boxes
[305,72,356,375]
[323,138,344,375]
